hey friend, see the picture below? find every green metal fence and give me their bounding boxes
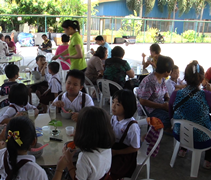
[1,14,211,44]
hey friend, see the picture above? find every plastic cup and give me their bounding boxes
[49,105,56,119]
[42,126,51,142]
[28,109,35,121]
[65,126,74,136]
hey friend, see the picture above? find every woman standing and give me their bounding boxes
[52,20,87,72]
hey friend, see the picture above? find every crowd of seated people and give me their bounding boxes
[1,18,211,180]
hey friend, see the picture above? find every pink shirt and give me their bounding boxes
[55,45,71,70]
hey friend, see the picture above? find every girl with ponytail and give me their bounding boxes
[0,117,48,180]
[52,20,87,72]
[169,61,211,168]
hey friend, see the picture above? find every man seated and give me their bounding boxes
[91,35,112,59]
[0,34,9,56]
[5,35,16,54]
[38,34,52,55]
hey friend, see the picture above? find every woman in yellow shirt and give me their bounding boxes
[52,20,87,72]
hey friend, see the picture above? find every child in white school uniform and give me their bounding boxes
[37,61,62,112]
[110,89,141,180]
[165,65,186,97]
[0,116,48,180]
[53,107,115,180]
[53,69,94,122]
[0,84,39,125]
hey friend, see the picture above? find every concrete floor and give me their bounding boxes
[95,98,211,180]
[22,44,211,180]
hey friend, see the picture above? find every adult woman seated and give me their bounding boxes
[85,46,107,85]
[137,55,174,130]
[5,35,16,54]
[169,61,211,168]
[103,46,134,94]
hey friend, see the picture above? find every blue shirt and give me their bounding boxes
[102,42,111,58]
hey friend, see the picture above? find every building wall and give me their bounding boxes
[95,0,211,34]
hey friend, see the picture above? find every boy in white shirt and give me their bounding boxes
[165,65,186,97]
[37,61,62,112]
[53,69,94,121]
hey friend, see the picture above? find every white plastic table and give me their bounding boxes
[0,73,45,87]
[35,113,76,167]
[0,55,22,64]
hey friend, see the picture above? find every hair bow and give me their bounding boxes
[196,64,200,73]
[6,130,23,146]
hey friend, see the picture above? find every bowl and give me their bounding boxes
[60,109,74,119]
[28,142,43,159]
[19,111,28,117]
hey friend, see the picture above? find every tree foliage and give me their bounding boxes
[126,0,156,15]
[0,0,98,32]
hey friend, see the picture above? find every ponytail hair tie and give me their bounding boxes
[193,65,196,74]
[6,130,23,146]
[196,64,200,73]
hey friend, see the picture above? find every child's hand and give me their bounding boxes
[56,155,69,171]
[71,112,78,122]
[142,53,146,58]
[43,62,47,68]
[53,101,65,108]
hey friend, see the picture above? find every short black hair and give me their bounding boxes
[94,46,107,59]
[0,34,3,39]
[74,107,115,152]
[6,117,36,179]
[9,83,28,106]
[36,55,46,62]
[95,35,104,41]
[112,89,137,119]
[41,34,47,37]
[150,43,161,54]
[173,65,179,70]
[156,55,174,74]
[5,64,19,79]
[61,34,70,43]
[111,46,125,58]
[48,62,60,74]
[184,60,204,87]
[66,69,85,86]
[5,35,11,41]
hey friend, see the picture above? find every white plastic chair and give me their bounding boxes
[170,119,211,178]
[54,59,71,84]
[84,76,100,102]
[96,79,122,115]
[133,87,148,117]
[0,95,9,116]
[125,122,164,180]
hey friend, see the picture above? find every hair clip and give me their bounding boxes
[193,65,196,74]
[196,64,200,73]
[6,130,23,146]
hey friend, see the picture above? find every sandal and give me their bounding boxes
[203,160,211,169]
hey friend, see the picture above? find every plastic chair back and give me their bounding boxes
[130,126,164,180]
[97,79,122,98]
[85,76,99,102]
[172,119,211,149]
[133,87,149,117]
